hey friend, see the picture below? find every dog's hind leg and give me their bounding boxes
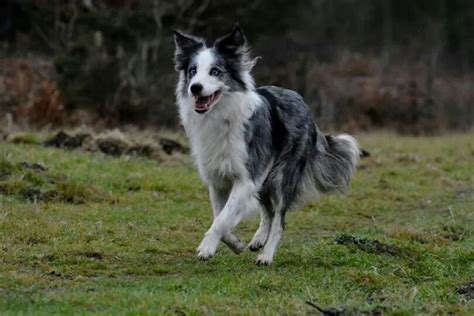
[248,206,272,251]
[256,209,285,265]
[209,186,245,254]
[254,176,292,265]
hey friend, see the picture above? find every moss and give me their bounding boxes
[0,179,29,195]
[7,132,41,145]
[0,158,108,204]
[55,181,102,204]
[0,158,20,177]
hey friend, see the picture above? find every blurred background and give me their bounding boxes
[0,0,473,134]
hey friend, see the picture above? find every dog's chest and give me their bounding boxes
[191,119,248,183]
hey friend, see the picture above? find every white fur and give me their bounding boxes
[188,49,224,97]
[248,209,272,250]
[256,212,283,265]
[209,185,245,254]
[336,134,361,168]
[197,179,260,259]
[176,48,263,259]
[177,50,261,186]
[181,90,260,185]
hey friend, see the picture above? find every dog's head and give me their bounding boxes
[173,24,256,114]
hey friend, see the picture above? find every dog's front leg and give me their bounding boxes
[209,186,245,254]
[197,180,257,260]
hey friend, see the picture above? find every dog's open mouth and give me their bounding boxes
[194,91,221,114]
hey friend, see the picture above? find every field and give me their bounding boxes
[0,133,473,315]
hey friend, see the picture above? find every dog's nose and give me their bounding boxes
[190,83,203,95]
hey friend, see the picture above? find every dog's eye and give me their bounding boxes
[210,68,221,76]
[188,67,197,77]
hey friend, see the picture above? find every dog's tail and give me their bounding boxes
[309,134,361,194]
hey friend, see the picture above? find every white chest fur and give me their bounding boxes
[178,91,261,186]
[192,115,247,184]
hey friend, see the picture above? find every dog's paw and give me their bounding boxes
[196,233,219,260]
[224,239,246,255]
[256,254,273,266]
[248,240,265,252]
[222,233,245,255]
[197,249,214,261]
[248,233,267,252]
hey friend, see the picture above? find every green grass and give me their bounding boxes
[0,133,473,315]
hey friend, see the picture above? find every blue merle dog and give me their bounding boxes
[173,25,360,265]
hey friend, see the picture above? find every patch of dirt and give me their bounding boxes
[335,234,402,256]
[0,159,108,204]
[18,162,47,172]
[44,131,91,149]
[454,186,474,200]
[42,131,166,160]
[96,137,128,156]
[306,301,345,315]
[441,224,467,241]
[79,251,104,260]
[9,129,190,161]
[457,281,474,300]
[126,144,154,158]
[22,187,58,202]
[48,270,62,277]
[159,137,188,155]
[305,300,386,315]
[127,184,141,192]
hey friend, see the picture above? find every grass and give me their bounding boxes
[0,133,473,315]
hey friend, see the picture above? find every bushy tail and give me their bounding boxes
[311,134,361,193]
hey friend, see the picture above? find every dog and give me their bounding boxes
[173,24,360,265]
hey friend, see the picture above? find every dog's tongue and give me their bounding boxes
[195,96,211,109]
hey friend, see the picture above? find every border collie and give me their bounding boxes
[173,25,360,265]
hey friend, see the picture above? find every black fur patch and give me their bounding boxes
[213,25,249,91]
[212,49,247,91]
[257,88,288,154]
[173,31,204,71]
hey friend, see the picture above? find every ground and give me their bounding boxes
[0,133,473,315]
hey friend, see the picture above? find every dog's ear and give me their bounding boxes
[173,30,203,71]
[215,24,246,53]
[173,30,199,51]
